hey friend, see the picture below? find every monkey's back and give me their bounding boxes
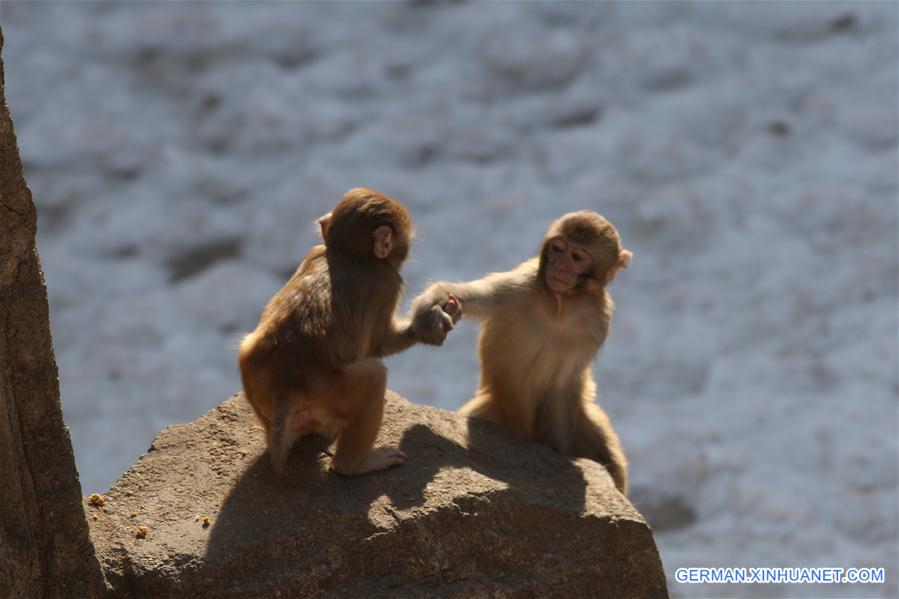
[241,245,402,390]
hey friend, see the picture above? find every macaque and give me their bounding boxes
[239,188,460,476]
[411,211,632,494]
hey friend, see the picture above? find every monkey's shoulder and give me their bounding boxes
[286,245,328,278]
[262,282,332,336]
[511,257,541,284]
[470,259,541,302]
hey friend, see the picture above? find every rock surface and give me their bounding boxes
[87,392,668,598]
[0,30,105,599]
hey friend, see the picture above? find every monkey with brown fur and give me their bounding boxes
[239,188,460,477]
[410,211,632,494]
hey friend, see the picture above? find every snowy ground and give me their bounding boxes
[2,2,897,596]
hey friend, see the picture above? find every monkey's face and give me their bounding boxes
[544,236,594,294]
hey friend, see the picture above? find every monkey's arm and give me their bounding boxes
[412,258,537,321]
[369,320,419,357]
[370,303,459,356]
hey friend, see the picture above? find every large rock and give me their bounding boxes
[87,392,669,598]
[0,29,106,599]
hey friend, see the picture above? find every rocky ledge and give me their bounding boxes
[86,392,668,598]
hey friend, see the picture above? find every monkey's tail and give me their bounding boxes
[267,394,296,477]
[237,332,267,426]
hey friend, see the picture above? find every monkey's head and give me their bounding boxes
[318,188,414,268]
[538,210,632,295]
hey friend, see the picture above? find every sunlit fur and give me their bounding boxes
[413,211,631,494]
[239,188,428,477]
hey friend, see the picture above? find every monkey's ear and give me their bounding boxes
[604,249,633,284]
[372,225,393,259]
[317,212,332,239]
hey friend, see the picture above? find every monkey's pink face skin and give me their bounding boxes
[545,236,593,293]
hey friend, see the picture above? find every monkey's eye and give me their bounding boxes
[550,240,566,254]
[571,249,590,264]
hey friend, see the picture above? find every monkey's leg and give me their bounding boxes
[461,376,535,440]
[458,392,502,422]
[573,402,628,495]
[331,359,406,476]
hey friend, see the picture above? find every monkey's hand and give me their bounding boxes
[409,287,462,346]
[444,293,462,322]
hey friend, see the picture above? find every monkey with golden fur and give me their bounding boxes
[239,188,460,477]
[412,211,632,494]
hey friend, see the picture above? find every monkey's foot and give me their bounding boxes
[332,446,406,476]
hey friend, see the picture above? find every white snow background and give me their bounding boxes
[2,2,897,597]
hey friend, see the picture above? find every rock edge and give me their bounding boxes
[87,392,668,598]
